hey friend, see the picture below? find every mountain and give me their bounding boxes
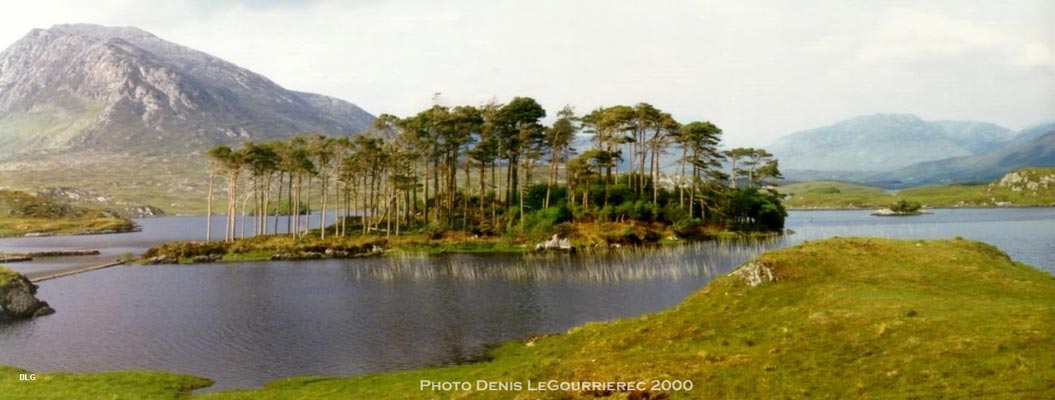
[1007,121,1055,145]
[0,24,374,158]
[883,129,1055,186]
[769,114,977,173]
[930,120,1015,154]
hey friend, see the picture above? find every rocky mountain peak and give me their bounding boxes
[0,24,373,158]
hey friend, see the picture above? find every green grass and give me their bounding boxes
[0,151,211,215]
[0,365,212,400]
[0,189,136,237]
[0,101,103,153]
[0,265,19,287]
[6,237,1054,398]
[783,167,1055,209]
[780,180,894,209]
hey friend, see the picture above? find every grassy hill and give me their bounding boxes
[0,151,208,215]
[0,189,135,237]
[779,180,893,209]
[3,237,1053,399]
[782,167,1055,209]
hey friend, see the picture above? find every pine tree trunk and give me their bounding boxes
[206,168,214,243]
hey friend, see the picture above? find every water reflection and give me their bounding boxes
[354,240,779,284]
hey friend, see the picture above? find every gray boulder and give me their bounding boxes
[0,272,54,322]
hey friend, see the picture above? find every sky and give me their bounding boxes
[0,0,1052,146]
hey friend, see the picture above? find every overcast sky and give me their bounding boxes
[1,0,1052,146]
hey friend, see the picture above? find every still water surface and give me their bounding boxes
[0,208,1052,390]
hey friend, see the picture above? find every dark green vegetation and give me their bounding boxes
[782,167,1055,209]
[198,99,786,248]
[884,198,923,215]
[0,189,136,237]
[9,238,1055,398]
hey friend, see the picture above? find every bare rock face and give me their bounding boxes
[733,261,777,287]
[0,23,374,158]
[535,234,573,252]
[0,272,54,322]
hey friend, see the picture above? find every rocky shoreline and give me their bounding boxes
[0,269,54,322]
[871,208,929,216]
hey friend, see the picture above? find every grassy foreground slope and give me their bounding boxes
[0,189,136,237]
[4,238,1054,399]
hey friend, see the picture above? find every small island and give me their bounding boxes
[872,198,925,216]
[141,101,790,264]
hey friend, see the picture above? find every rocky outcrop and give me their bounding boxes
[534,234,573,252]
[989,169,1055,196]
[871,208,923,216]
[36,187,166,218]
[732,261,777,287]
[0,270,54,322]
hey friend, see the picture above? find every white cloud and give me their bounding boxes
[1019,42,1055,68]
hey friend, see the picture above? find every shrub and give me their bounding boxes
[673,218,701,237]
[662,203,689,224]
[424,221,447,239]
[890,198,922,213]
[519,204,573,233]
[726,188,787,231]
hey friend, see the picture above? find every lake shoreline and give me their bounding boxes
[787,204,1055,211]
[138,223,785,265]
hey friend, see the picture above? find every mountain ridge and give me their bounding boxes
[770,113,1053,186]
[768,113,976,172]
[882,130,1055,186]
[0,23,373,158]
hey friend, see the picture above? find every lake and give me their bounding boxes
[0,208,1052,391]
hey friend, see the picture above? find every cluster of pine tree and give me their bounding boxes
[204,97,786,242]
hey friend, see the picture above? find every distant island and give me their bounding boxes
[871,198,926,216]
